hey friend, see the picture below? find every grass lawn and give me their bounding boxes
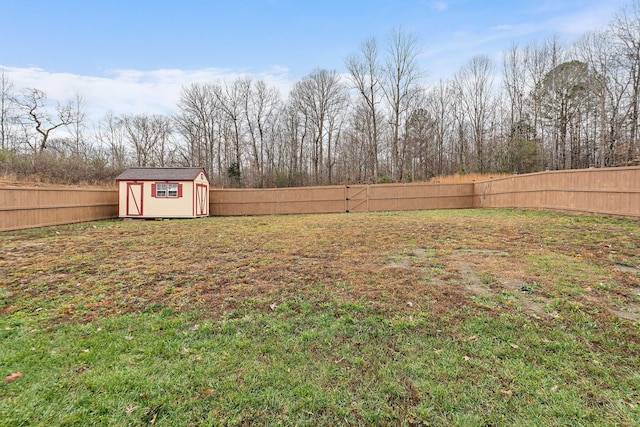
[1,209,639,426]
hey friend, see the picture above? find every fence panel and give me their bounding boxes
[211,182,476,216]
[210,186,346,216]
[367,183,475,212]
[0,188,119,231]
[475,166,640,218]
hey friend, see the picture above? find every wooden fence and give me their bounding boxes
[474,166,640,218]
[1,167,638,231]
[209,183,475,216]
[0,187,118,231]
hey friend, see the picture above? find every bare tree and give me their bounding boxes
[96,111,128,170]
[239,78,281,187]
[17,88,73,154]
[64,92,88,158]
[175,82,224,179]
[346,37,383,181]
[381,28,423,181]
[217,80,247,186]
[121,113,172,167]
[290,69,348,185]
[276,100,309,186]
[0,70,18,152]
[454,55,496,172]
[425,80,453,175]
[611,0,640,163]
[503,43,529,130]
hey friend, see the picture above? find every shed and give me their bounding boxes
[115,167,209,218]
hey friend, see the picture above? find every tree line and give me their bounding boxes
[2,1,640,187]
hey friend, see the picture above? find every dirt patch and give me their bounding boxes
[614,264,639,275]
[606,285,640,322]
[447,249,553,317]
[501,279,552,318]
[454,259,493,298]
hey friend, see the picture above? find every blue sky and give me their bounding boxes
[0,0,629,119]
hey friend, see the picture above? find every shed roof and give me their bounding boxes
[116,167,208,182]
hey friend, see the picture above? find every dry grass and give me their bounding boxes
[1,210,639,425]
[1,210,638,324]
[0,172,116,189]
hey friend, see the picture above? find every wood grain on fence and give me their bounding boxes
[0,188,118,231]
[474,166,640,218]
[210,182,476,216]
[210,186,346,216]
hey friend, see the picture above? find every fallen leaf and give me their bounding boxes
[269,303,278,311]
[4,372,23,383]
[463,356,470,361]
[550,385,559,392]
[125,335,133,340]
[190,324,199,331]
[180,348,189,355]
[200,389,213,396]
[139,393,149,399]
[467,335,478,342]
[150,413,157,425]
[499,389,513,397]
[510,343,519,349]
[406,301,413,307]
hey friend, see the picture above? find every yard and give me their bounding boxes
[1,209,639,426]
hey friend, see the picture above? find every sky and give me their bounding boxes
[0,0,631,122]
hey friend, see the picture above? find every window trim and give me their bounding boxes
[152,182,182,198]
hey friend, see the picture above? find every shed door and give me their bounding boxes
[126,182,144,216]
[195,184,208,216]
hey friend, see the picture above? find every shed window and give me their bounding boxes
[156,183,167,197]
[152,182,182,198]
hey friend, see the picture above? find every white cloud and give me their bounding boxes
[430,1,448,12]
[548,2,622,36]
[1,65,295,122]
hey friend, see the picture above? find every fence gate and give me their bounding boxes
[345,185,369,213]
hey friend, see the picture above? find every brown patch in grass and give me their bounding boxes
[1,211,638,325]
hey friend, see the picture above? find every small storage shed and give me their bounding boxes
[115,167,209,218]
